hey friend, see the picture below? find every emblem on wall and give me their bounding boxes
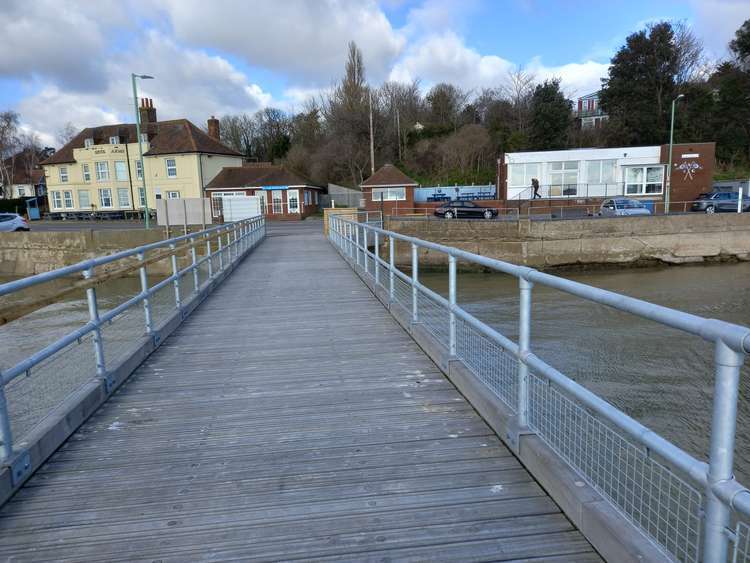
[675,161,702,181]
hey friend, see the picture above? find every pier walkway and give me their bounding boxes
[0,221,598,561]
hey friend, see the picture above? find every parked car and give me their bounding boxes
[0,213,30,232]
[691,191,750,213]
[599,199,652,217]
[434,201,498,219]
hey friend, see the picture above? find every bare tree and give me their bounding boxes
[673,21,710,84]
[18,131,42,182]
[56,122,77,147]
[0,111,20,198]
[502,67,536,132]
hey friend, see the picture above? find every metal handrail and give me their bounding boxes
[329,214,750,563]
[0,216,266,465]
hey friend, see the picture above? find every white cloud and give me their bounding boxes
[156,0,406,84]
[690,0,750,59]
[389,31,608,97]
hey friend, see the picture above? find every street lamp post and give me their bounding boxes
[665,93,685,215]
[131,73,154,228]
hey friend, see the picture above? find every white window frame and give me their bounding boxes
[109,136,119,145]
[17,187,26,197]
[548,161,579,197]
[82,163,91,182]
[99,188,113,208]
[59,167,69,183]
[138,187,147,207]
[95,161,109,181]
[165,158,177,178]
[371,187,406,201]
[166,191,180,199]
[78,189,91,209]
[84,138,94,148]
[135,160,143,180]
[625,165,664,196]
[140,132,148,143]
[51,191,62,209]
[63,190,74,209]
[117,187,130,208]
[114,161,128,181]
[507,162,541,188]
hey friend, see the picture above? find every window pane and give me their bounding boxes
[563,172,578,185]
[115,161,128,181]
[63,191,73,208]
[601,160,616,183]
[99,189,112,207]
[549,161,563,171]
[79,190,90,208]
[564,161,579,170]
[526,163,540,179]
[625,168,643,183]
[138,187,146,207]
[117,188,130,207]
[135,161,143,180]
[390,187,405,200]
[509,164,525,186]
[626,184,641,194]
[646,166,663,183]
[586,161,600,183]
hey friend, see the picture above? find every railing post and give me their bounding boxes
[355,223,360,268]
[218,232,224,271]
[374,231,380,286]
[363,227,369,276]
[206,235,214,279]
[170,243,181,310]
[448,255,457,356]
[138,251,153,335]
[703,340,744,562]
[411,242,418,322]
[389,236,395,303]
[83,267,106,378]
[190,236,199,294]
[0,385,13,463]
[518,276,533,429]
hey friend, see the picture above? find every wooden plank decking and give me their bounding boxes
[0,221,599,562]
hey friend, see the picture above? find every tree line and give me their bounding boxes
[217,19,750,188]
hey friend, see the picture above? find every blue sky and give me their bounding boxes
[0,0,747,145]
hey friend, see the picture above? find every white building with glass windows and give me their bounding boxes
[501,146,668,201]
[41,100,242,216]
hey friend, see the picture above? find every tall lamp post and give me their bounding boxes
[131,73,154,228]
[665,93,685,215]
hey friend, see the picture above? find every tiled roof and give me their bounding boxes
[360,164,418,187]
[1,149,45,185]
[206,165,318,190]
[41,119,241,165]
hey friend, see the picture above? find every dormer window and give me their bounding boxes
[84,138,94,148]
[109,136,119,145]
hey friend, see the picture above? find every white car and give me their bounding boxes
[0,213,30,232]
[599,198,652,217]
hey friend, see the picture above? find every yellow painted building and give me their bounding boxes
[42,102,242,214]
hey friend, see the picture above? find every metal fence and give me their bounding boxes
[329,213,750,563]
[0,217,266,472]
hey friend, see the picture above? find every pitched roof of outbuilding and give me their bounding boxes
[205,165,319,190]
[42,119,241,165]
[360,164,418,187]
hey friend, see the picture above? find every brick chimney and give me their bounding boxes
[138,98,157,126]
[207,116,220,141]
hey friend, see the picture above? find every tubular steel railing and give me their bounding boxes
[0,217,265,476]
[329,214,750,563]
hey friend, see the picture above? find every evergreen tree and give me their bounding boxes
[528,79,571,150]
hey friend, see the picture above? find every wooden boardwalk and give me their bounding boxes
[0,221,599,562]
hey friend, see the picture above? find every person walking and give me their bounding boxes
[532,178,541,199]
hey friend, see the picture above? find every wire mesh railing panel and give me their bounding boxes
[455,317,517,410]
[150,282,179,330]
[527,371,703,562]
[5,337,97,440]
[392,274,412,313]
[417,288,449,347]
[100,304,147,368]
[735,522,750,563]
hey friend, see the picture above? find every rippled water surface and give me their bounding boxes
[421,262,750,483]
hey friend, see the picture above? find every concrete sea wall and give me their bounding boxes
[0,230,167,276]
[384,214,750,270]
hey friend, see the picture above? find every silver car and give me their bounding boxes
[599,198,651,217]
[0,213,30,232]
